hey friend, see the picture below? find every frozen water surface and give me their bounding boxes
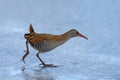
[0,0,120,80]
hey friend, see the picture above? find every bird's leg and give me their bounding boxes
[21,40,29,63]
[36,52,46,65]
[36,52,57,67]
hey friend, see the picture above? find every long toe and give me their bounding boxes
[43,64,57,67]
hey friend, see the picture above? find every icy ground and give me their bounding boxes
[0,0,120,80]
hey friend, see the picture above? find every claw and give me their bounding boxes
[21,59,26,63]
[24,50,27,52]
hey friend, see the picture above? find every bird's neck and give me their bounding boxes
[60,30,73,41]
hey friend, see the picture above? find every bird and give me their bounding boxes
[21,24,88,67]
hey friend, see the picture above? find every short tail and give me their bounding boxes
[29,24,35,33]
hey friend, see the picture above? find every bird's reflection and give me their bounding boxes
[21,65,55,80]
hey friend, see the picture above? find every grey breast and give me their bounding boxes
[32,39,66,52]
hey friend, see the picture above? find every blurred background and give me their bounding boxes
[0,0,120,80]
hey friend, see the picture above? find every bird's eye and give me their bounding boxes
[76,32,79,34]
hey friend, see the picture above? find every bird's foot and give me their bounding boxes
[21,59,26,63]
[40,63,57,67]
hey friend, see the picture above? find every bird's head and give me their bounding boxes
[68,29,88,40]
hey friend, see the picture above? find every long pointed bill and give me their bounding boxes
[77,33,88,40]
